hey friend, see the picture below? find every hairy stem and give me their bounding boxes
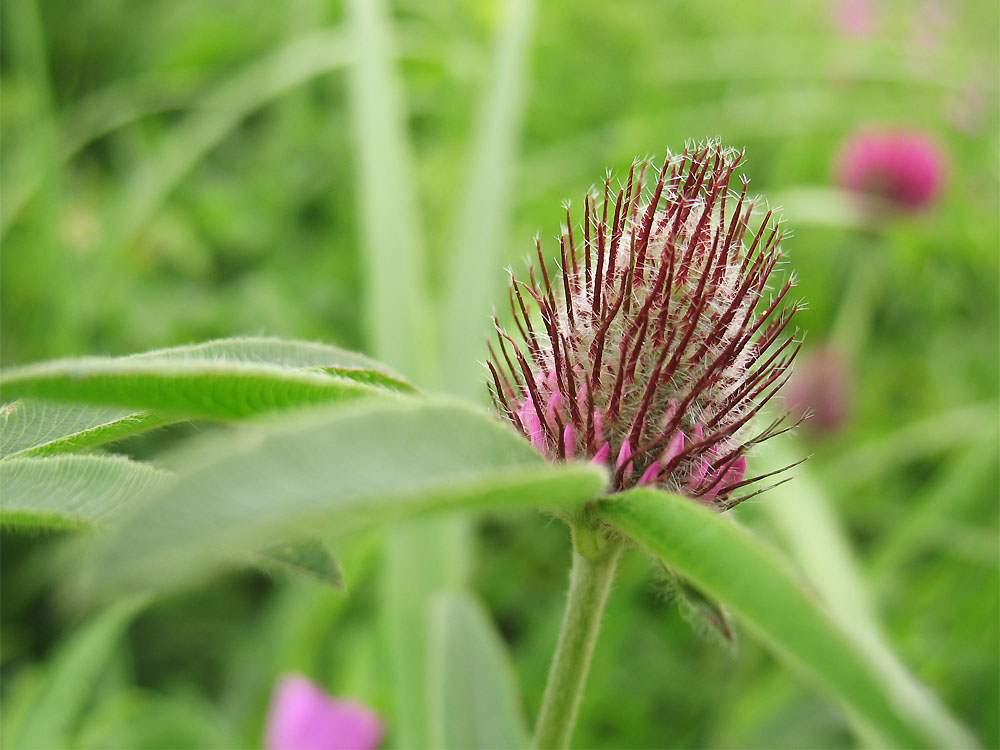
[533,521,623,749]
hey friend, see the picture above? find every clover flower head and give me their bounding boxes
[487,143,803,510]
[836,128,946,212]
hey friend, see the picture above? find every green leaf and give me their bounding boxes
[429,592,530,749]
[127,336,413,393]
[0,455,166,530]
[0,354,382,420]
[94,399,606,593]
[257,538,343,588]
[598,488,976,750]
[1,400,170,458]
[657,563,736,650]
[8,596,147,750]
[0,338,410,462]
[753,437,977,748]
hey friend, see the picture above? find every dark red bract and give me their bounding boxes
[487,144,803,509]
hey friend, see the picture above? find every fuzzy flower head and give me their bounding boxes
[836,129,946,212]
[488,143,802,510]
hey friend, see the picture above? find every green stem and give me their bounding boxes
[830,237,882,366]
[532,521,623,749]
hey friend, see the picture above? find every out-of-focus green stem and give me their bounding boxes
[532,522,622,749]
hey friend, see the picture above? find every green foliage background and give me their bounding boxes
[2,0,997,747]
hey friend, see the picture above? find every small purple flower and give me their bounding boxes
[785,345,853,436]
[835,129,946,212]
[265,674,383,750]
[487,144,803,510]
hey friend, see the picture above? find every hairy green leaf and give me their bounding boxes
[598,488,975,750]
[1,356,380,420]
[0,455,166,530]
[127,336,413,392]
[429,592,530,749]
[0,338,410,464]
[656,563,736,650]
[94,400,605,592]
[755,438,977,748]
[1,400,170,458]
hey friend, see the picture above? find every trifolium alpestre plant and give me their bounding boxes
[487,142,803,508]
[487,141,806,749]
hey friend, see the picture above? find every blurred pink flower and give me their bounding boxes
[785,346,852,436]
[832,0,878,37]
[835,129,946,212]
[265,674,383,750]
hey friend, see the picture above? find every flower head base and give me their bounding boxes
[487,144,802,509]
[836,129,946,213]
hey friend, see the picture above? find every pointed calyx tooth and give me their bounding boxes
[486,142,804,509]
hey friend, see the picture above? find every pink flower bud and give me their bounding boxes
[487,143,803,508]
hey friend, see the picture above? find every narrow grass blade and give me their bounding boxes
[429,592,530,749]
[598,488,977,749]
[93,399,605,593]
[870,439,999,582]
[382,515,470,749]
[823,400,998,492]
[442,0,535,398]
[7,596,148,750]
[345,0,460,745]
[347,0,432,383]
[0,455,166,531]
[102,30,352,255]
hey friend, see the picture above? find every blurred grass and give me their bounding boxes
[2,0,998,748]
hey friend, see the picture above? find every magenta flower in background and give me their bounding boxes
[785,345,853,437]
[265,674,383,750]
[835,129,946,213]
